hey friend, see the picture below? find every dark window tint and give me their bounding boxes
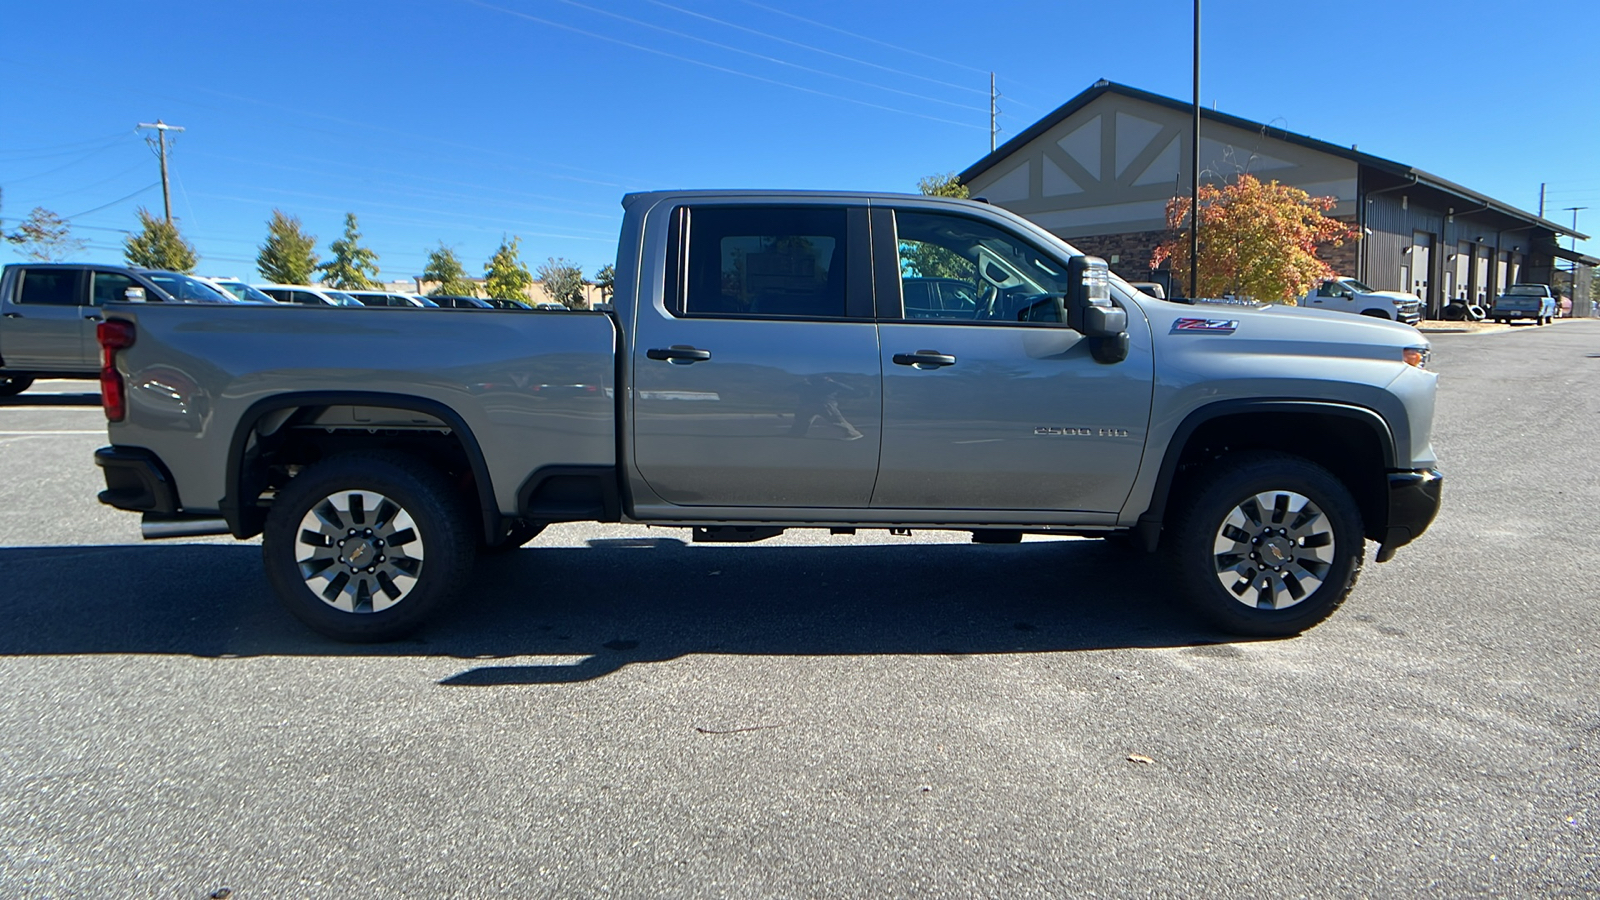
[894,210,1071,324]
[92,272,138,306]
[682,206,847,318]
[17,270,79,305]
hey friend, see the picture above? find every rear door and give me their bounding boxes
[871,207,1154,513]
[630,202,881,509]
[0,267,91,371]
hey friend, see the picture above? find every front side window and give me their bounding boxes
[893,211,1071,324]
[92,272,138,306]
[680,206,848,318]
[16,270,79,305]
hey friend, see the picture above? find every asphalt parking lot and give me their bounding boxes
[2,321,1597,897]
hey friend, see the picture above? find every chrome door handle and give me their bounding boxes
[892,350,957,369]
[85,314,103,321]
[3,312,21,318]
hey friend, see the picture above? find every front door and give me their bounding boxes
[0,267,89,371]
[872,208,1153,513]
[631,203,882,509]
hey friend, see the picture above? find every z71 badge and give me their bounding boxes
[1172,317,1239,334]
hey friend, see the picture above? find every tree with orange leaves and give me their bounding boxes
[1151,174,1357,303]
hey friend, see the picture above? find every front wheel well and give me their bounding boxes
[1151,410,1390,547]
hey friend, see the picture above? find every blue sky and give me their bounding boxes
[2,0,1595,281]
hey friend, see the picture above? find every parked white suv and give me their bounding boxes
[1300,277,1423,325]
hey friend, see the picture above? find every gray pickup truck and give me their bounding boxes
[92,190,1443,641]
[0,262,239,395]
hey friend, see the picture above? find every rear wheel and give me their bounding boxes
[1167,451,1365,636]
[0,375,34,397]
[262,452,475,642]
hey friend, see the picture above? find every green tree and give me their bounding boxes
[483,236,533,306]
[593,263,616,301]
[257,210,319,284]
[917,171,970,199]
[538,257,587,309]
[1152,174,1358,303]
[904,172,975,280]
[317,212,380,289]
[123,207,197,272]
[422,243,477,296]
[4,204,84,262]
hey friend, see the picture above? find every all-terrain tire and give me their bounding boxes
[1166,451,1365,636]
[262,451,476,642]
[0,375,34,397]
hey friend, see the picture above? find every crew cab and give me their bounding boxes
[92,190,1443,642]
[0,262,237,396]
[1300,277,1424,325]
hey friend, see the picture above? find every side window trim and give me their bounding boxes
[869,208,903,319]
[881,207,1074,327]
[666,203,866,321]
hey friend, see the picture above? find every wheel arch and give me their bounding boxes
[221,391,500,542]
[1135,400,1396,551]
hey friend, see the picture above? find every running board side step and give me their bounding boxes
[141,513,233,540]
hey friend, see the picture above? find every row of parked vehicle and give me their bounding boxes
[201,277,561,311]
[0,262,563,396]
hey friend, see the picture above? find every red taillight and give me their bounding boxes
[96,320,135,422]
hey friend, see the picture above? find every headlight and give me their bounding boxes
[1403,347,1429,368]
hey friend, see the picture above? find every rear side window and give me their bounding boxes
[16,270,80,305]
[678,206,848,318]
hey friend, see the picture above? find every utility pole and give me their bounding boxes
[136,119,185,224]
[1189,0,1201,300]
[989,72,998,154]
[1539,182,1546,218]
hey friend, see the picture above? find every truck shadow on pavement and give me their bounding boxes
[0,539,1251,682]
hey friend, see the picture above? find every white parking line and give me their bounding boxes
[0,430,105,435]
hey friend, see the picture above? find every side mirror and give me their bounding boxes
[123,287,147,302]
[1065,256,1129,363]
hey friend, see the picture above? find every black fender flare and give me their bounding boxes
[220,391,500,541]
[1134,399,1397,550]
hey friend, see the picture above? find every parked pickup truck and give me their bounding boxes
[0,262,238,395]
[93,190,1443,642]
[1490,284,1558,325]
[1300,277,1424,325]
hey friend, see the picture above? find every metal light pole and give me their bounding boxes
[1564,206,1586,314]
[1189,0,1200,301]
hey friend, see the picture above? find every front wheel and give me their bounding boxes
[0,375,34,397]
[262,452,475,642]
[1167,451,1365,636]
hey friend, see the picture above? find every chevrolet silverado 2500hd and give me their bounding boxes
[93,190,1443,641]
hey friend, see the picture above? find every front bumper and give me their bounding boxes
[1375,468,1443,562]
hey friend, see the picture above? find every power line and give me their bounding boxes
[63,182,160,220]
[460,0,983,130]
[641,0,990,99]
[552,0,985,113]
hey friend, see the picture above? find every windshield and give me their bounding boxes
[214,280,279,304]
[1337,278,1374,293]
[321,290,361,306]
[412,295,439,307]
[143,272,236,303]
